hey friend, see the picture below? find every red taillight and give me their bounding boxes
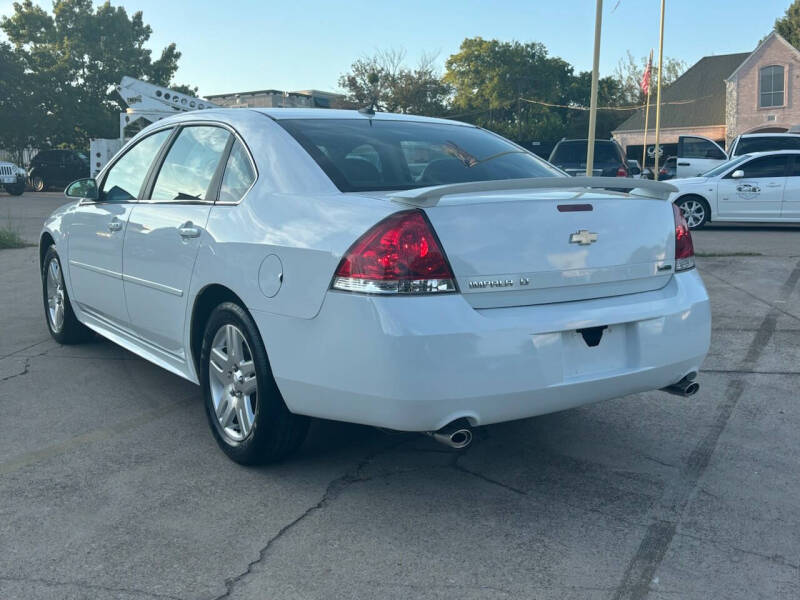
[332,209,457,294]
[672,203,695,272]
[616,166,628,177]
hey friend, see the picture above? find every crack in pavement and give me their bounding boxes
[0,357,29,382]
[702,268,800,324]
[0,574,185,600]
[610,258,800,600]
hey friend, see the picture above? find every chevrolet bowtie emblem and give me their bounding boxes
[569,229,598,245]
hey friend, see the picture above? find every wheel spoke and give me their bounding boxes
[218,398,236,427]
[209,358,227,385]
[210,347,228,371]
[240,376,257,397]
[54,304,64,329]
[237,403,251,436]
[238,360,255,378]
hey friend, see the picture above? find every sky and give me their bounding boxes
[0,0,794,97]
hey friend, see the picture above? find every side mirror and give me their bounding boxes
[731,169,744,179]
[65,178,98,200]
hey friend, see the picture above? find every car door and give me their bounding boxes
[716,154,788,219]
[67,129,173,327]
[677,135,728,178]
[781,154,800,219]
[122,125,232,357]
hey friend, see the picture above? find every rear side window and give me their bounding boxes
[151,126,231,201]
[734,136,800,155]
[100,129,171,202]
[218,140,256,203]
[680,137,726,160]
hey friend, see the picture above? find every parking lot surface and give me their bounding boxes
[1,192,799,599]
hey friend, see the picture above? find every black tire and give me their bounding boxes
[41,246,92,344]
[676,195,710,230]
[31,176,46,192]
[5,183,24,196]
[200,302,309,465]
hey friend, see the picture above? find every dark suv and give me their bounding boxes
[548,139,629,177]
[28,150,89,192]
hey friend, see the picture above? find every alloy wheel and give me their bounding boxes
[679,199,705,228]
[45,258,66,333]
[208,324,258,443]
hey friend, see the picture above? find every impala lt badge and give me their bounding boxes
[569,229,598,245]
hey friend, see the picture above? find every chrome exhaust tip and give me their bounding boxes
[426,423,473,449]
[661,372,700,397]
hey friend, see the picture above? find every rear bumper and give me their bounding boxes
[252,270,710,431]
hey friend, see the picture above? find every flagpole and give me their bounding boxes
[653,0,666,180]
[585,0,603,176]
[641,50,653,176]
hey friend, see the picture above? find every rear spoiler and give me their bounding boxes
[389,176,678,207]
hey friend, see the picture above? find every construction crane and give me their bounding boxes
[89,76,221,176]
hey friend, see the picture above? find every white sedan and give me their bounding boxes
[671,150,800,229]
[40,109,710,464]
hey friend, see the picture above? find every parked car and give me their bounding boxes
[28,149,89,192]
[626,159,644,178]
[548,139,629,177]
[40,109,710,464]
[670,150,800,229]
[675,132,800,178]
[658,156,678,180]
[0,161,27,195]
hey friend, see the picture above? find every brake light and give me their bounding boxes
[332,209,457,294]
[616,166,628,177]
[673,203,695,271]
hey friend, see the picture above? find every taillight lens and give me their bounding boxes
[616,166,628,177]
[673,203,695,272]
[332,209,457,294]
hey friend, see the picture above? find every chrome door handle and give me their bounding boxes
[766,182,782,188]
[108,220,122,232]
[178,224,201,238]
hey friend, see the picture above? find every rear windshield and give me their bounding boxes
[733,136,800,156]
[276,118,561,192]
[550,141,622,165]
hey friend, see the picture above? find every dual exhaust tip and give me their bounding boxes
[661,371,700,397]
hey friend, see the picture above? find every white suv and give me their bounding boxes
[0,161,26,195]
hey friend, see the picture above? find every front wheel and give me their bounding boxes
[5,183,24,196]
[676,196,709,229]
[200,302,309,465]
[41,246,92,344]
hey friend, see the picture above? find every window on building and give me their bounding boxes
[760,65,785,108]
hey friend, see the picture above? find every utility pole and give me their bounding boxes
[653,0,666,180]
[585,0,603,176]
[641,49,653,176]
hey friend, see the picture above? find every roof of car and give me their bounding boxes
[250,107,473,126]
[736,133,800,139]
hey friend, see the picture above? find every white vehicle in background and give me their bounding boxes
[671,150,800,228]
[40,108,710,465]
[676,132,800,178]
[0,161,27,195]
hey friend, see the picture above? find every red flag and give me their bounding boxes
[640,50,653,96]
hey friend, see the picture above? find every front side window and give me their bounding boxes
[277,118,561,192]
[760,66,785,108]
[151,126,231,201]
[100,129,172,202]
[732,155,787,178]
[218,140,256,203]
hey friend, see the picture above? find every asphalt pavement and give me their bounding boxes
[1,191,798,599]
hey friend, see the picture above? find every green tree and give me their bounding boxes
[613,51,687,105]
[0,0,190,155]
[338,49,451,116]
[444,37,576,142]
[775,1,800,48]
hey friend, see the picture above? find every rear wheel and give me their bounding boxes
[31,176,46,192]
[200,302,309,465]
[676,196,709,229]
[41,246,92,344]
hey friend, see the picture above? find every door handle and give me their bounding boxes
[178,223,201,238]
[678,162,690,166]
[766,182,782,188]
[108,220,122,232]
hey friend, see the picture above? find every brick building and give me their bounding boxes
[613,31,800,164]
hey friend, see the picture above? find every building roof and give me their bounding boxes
[614,52,749,133]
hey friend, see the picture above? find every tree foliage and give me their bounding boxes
[613,51,687,105]
[775,1,800,49]
[338,49,451,116]
[0,0,189,157]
